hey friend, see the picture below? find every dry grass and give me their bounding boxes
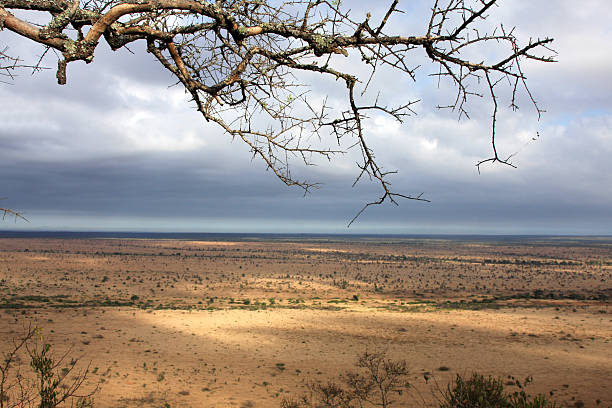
[0,237,610,407]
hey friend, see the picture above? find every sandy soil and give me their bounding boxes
[1,237,611,407]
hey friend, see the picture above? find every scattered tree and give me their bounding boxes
[281,350,410,408]
[0,0,555,221]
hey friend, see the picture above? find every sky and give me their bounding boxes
[1,0,611,235]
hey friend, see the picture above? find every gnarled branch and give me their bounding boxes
[0,0,555,224]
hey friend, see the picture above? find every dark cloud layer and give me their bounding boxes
[1,1,611,234]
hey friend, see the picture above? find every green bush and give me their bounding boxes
[440,374,507,408]
[441,374,557,408]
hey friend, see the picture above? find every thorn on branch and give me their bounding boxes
[475,156,517,174]
[348,192,429,228]
[1,207,29,223]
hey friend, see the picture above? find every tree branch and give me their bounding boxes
[0,0,555,224]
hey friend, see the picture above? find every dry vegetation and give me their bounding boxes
[0,236,611,407]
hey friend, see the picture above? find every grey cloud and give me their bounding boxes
[1,1,611,233]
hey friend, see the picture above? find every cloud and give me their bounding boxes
[1,1,611,233]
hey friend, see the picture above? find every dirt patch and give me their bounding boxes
[0,237,610,407]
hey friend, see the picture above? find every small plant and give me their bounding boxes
[506,376,558,408]
[281,350,410,408]
[440,373,557,408]
[0,326,98,408]
[440,373,506,408]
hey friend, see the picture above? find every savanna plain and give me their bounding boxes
[1,236,611,407]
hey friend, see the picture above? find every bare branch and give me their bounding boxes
[0,207,28,223]
[0,0,555,224]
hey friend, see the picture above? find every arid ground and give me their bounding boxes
[1,236,611,407]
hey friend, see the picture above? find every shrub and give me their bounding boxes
[281,352,558,408]
[280,350,410,408]
[440,373,507,408]
[441,374,557,408]
[0,326,98,408]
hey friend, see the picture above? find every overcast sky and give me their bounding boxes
[1,0,611,234]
